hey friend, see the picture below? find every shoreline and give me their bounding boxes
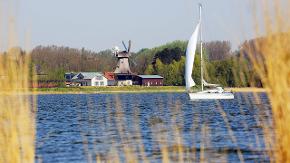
[31,87,267,95]
[225,87,267,93]
[32,86,185,95]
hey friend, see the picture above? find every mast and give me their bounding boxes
[199,4,204,91]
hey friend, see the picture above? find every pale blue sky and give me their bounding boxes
[2,0,279,52]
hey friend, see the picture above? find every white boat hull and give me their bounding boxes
[188,92,234,100]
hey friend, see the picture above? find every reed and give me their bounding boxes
[0,2,36,162]
[243,0,290,162]
[0,48,36,163]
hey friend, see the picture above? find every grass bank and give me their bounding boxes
[34,86,268,94]
[35,86,187,94]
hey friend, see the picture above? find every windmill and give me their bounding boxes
[113,40,132,74]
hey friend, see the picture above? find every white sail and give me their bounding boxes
[185,22,200,91]
[185,4,234,100]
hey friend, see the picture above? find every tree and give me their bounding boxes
[153,47,183,65]
[144,64,154,75]
[204,41,231,61]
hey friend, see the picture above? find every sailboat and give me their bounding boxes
[185,4,234,100]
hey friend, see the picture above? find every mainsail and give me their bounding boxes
[185,22,200,91]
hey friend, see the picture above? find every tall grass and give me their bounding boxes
[242,0,290,162]
[0,0,36,163]
[0,48,36,163]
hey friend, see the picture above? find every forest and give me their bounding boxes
[26,39,263,87]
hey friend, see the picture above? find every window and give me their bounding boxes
[100,81,104,86]
[95,82,99,86]
[96,76,103,80]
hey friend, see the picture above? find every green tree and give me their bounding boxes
[155,59,164,75]
[144,64,154,75]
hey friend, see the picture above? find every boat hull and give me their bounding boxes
[188,92,234,100]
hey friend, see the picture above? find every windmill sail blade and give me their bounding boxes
[185,22,200,91]
[127,40,131,53]
[122,41,128,52]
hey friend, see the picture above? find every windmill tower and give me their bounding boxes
[113,40,132,74]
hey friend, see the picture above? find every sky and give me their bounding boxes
[1,0,284,52]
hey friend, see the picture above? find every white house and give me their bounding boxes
[72,72,108,86]
[92,73,108,86]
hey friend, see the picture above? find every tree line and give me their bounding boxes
[133,40,262,87]
[10,39,265,87]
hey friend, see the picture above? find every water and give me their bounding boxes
[36,93,272,162]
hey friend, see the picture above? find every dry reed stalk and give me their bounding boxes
[131,102,149,163]
[167,98,185,162]
[0,49,36,162]
[256,33,290,162]
[114,95,138,163]
[200,124,206,163]
[191,114,199,163]
[216,102,245,163]
[0,1,36,162]
[96,154,101,163]
[172,101,184,163]
[245,0,290,161]
[161,146,170,163]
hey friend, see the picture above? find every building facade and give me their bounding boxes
[104,72,116,86]
[115,74,134,86]
[92,74,108,86]
[72,72,107,86]
[67,72,164,87]
[136,75,164,86]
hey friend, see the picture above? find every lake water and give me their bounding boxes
[36,93,272,162]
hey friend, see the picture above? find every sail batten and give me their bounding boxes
[185,22,200,91]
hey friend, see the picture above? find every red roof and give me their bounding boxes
[104,72,115,80]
